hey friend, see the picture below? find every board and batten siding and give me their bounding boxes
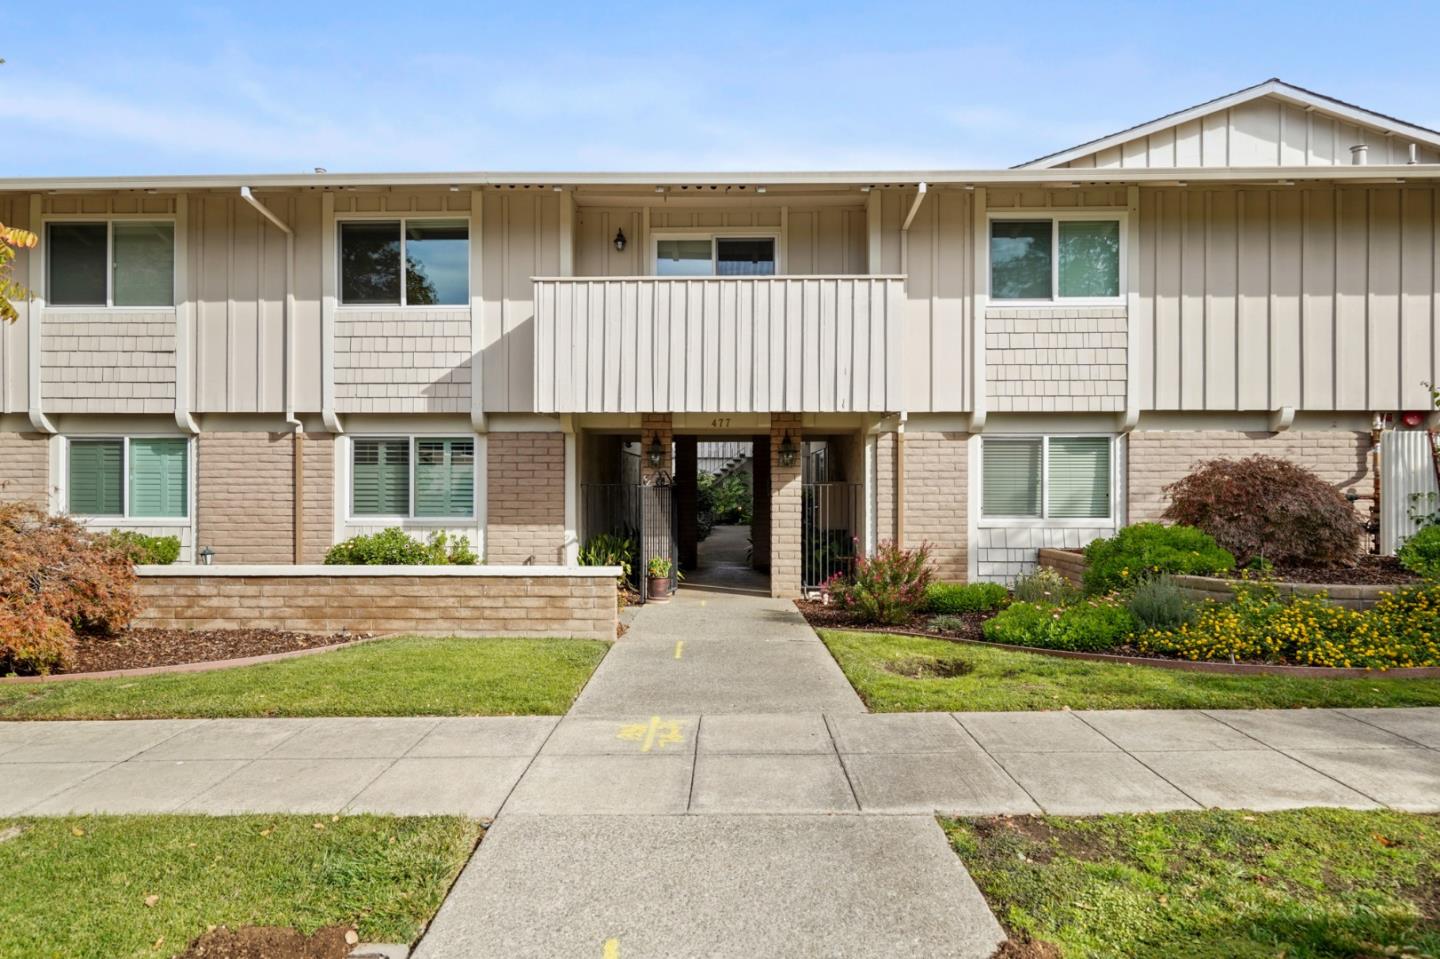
[1137,185,1440,413]
[1061,95,1440,169]
[532,276,904,413]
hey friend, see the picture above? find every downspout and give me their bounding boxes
[892,184,925,546]
[240,187,306,562]
[25,194,55,434]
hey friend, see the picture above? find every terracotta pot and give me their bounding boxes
[647,575,671,601]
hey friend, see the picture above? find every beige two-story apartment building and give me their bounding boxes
[2,79,1438,596]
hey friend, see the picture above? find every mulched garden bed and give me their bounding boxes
[179,924,355,959]
[65,628,363,674]
[795,599,990,641]
[1268,554,1424,586]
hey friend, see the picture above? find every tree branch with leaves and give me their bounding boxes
[0,223,39,323]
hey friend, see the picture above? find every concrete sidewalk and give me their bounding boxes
[5,708,1438,817]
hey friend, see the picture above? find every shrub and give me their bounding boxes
[982,597,1137,652]
[1397,525,1440,579]
[824,540,933,626]
[924,581,1008,615]
[1082,523,1235,595]
[580,532,637,580]
[1138,581,1440,669]
[324,528,478,565]
[928,614,972,634]
[0,503,139,674]
[105,530,181,565]
[1011,567,1080,606]
[1162,455,1365,567]
[1125,573,1197,631]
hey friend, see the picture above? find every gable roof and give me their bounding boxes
[1016,78,1440,169]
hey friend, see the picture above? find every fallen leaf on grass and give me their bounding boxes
[1373,833,1401,847]
[345,930,359,945]
[313,822,326,831]
[144,895,159,908]
[71,827,85,837]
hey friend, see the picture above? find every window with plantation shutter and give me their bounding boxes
[415,438,474,517]
[1047,437,1111,519]
[352,439,410,515]
[128,438,188,517]
[68,440,123,515]
[982,438,1042,518]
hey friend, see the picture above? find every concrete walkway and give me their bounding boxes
[5,709,1439,818]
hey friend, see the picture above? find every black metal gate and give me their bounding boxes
[580,481,678,603]
[801,482,863,592]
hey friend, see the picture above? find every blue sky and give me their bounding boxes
[5,1,1438,175]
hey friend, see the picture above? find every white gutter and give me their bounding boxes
[239,187,303,434]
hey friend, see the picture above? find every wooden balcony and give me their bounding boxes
[532,275,905,413]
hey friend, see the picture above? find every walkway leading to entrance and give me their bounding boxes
[569,584,866,716]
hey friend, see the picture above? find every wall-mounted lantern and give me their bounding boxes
[198,545,216,566]
[614,228,627,252]
[647,434,665,468]
[777,431,798,468]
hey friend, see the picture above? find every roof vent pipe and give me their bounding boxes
[1408,142,1419,165]
[1350,144,1368,165]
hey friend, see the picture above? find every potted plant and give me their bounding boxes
[646,555,673,602]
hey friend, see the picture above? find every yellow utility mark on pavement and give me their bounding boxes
[603,937,620,959]
[674,640,684,659]
[616,715,685,752]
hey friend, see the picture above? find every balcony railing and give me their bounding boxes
[533,275,905,414]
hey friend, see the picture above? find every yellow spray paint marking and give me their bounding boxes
[616,715,684,752]
[603,937,620,959]
[674,640,684,659]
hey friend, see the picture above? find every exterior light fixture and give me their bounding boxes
[614,228,627,252]
[778,432,798,468]
[647,434,665,468]
[198,545,215,566]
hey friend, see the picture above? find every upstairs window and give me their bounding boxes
[67,437,188,518]
[981,435,1112,521]
[48,221,175,308]
[339,219,469,306]
[655,235,776,277]
[990,216,1121,302]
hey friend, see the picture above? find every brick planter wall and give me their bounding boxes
[1037,547,1405,610]
[135,565,620,640]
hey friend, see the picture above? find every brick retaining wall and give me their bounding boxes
[135,565,619,640]
[1037,547,1403,610]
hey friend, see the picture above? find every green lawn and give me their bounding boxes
[945,809,1440,958]
[821,629,1440,711]
[0,636,609,720]
[0,814,481,959]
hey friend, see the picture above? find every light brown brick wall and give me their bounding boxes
[640,413,673,483]
[302,433,335,564]
[0,432,49,505]
[135,573,616,640]
[487,431,566,564]
[197,431,297,563]
[1128,430,1372,523]
[769,413,803,596]
[901,431,969,581]
[875,431,897,542]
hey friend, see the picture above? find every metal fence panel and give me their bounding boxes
[801,482,863,592]
[1380,430,1440,554]
[580,482,677,602]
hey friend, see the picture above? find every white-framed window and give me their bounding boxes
[338,217,469,306]
[981,434,1114,524]
[64,436,190,520]
[349,436,475,519]
[46,219,176,308]
[989,212,1124,304]
[652,231,779,277]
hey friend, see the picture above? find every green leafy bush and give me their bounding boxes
[924,581,1008,615]
[1126,573,1198,630]
[982,598,1137,652]
[1082,523,1235,594]
[1397,525,1440,579]
[324,528,478,565]
[929,614,972,633]
[698,471,753,526]
[1162,455,1365,567]
[105,530,181,565]
[1011,567,1080,606]
[824,540,933,626]
[579,532,636,580]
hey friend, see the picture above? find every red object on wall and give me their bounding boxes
[1401,410,1426,428]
